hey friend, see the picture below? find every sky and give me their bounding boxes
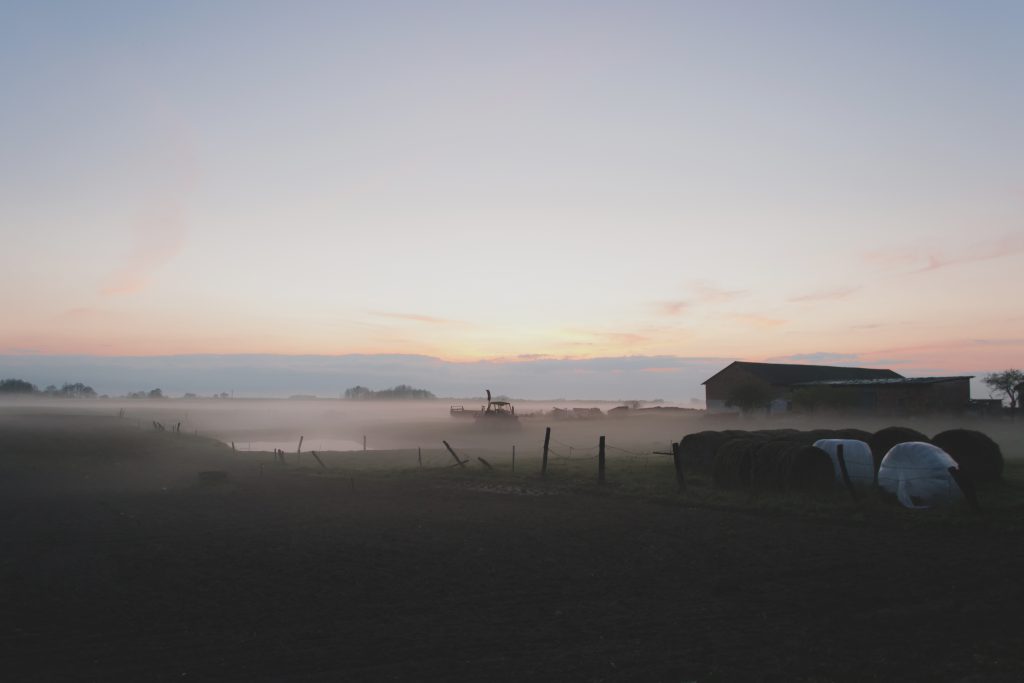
[1,1,1022,399]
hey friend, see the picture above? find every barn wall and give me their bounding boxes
[868,379,970,415]
[704,365,785,414]
[703,363,970,415]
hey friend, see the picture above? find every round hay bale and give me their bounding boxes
[878,442,960,508]
[802,429,842,443]
[677,429,758,472]
[750,429,801,442]
[869,426,930,472]
[932,429,1004,482]
[834,428,873,442]
[720,429,754,441]
[751,440,802,491]
[777,430,834,445]
[712,438,763,490]
[813,439,875,489]
[785,445,835,492]
[678,431,726,471]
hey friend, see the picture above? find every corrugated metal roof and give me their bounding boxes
[791,376,972,387]
[702,361,903,386]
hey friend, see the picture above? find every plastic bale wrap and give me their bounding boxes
[932,429,1004,482]
[869,426,930,472]
[877,442,961,509]
[785,445,835,492]
[712,438,763,490]
[813,439,875,489]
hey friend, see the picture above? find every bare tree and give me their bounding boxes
[983,369,1024,411]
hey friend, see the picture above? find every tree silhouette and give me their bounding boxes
[0,378,37,394]
[983,369,1023,410]
[344,385,435,400]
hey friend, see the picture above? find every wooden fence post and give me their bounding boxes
[542,427,551,476]
[443,440,466,467]
[672,442,685,492]
[598,436,606,484]
[311,450,328,471]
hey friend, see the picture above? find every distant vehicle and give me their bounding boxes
[450,390,520,427]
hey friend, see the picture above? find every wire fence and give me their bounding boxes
[236,426,680,488]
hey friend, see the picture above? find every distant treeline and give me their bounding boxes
[344,384,436,400]
[0,379,97,397]
[0,379,183,399]
[127,388,165,399]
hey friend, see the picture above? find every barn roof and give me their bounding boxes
[792,376,972,387]
[701,361,903,386]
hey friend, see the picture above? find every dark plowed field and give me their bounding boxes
[2,415,1023,682]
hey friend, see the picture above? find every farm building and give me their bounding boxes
[702,361,971,415]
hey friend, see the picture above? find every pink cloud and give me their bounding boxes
[593,331,651,345]
[61,307,129,322]
[369,311,461,325]
[856,337,1024,374]
[101,201,188,295]
[692,281,746,303]
[788,286,860,303]
[658,300,689,316]
[864,232,1024,274]
[730,314,786,329]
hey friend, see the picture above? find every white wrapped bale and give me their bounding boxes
[813,439,874,489]
[877,442,962,509]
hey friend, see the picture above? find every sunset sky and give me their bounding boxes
[2,1,1022,398]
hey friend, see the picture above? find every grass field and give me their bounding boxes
[2,408,1023,681]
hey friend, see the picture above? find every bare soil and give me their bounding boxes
[2,413,1023,682]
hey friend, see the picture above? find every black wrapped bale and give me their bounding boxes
[678,430,757,471]
[776,430,832,445]
[721,429,754,441]
[932,429,1004,482]
[802,429,841,444]
[869,426,930,472]
[751,429,802,442]
[835,428,873,442]
[678,431,725,471]
[785,445,835,492]
[713,438,763,489]
[750,440,802,491]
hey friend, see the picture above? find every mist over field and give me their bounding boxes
[3,396,1021,466]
